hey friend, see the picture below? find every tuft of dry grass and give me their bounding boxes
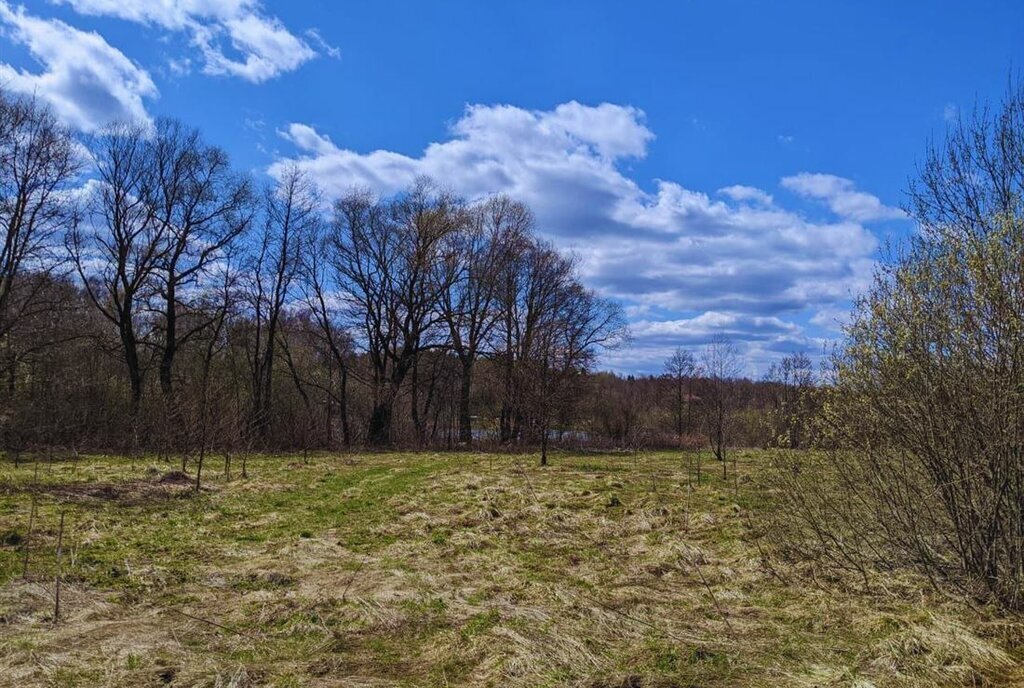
[0,449,1020,687]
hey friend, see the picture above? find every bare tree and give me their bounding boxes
[297,226,354,447]
[331,179,463,446]
[701,335,741,472]
[0,92,80,347]
[147,118,253,402]
[70,123,166,416]
[519,250,627,465]
[0,93,81,459]
[441,195,531,446]
[664,347,696,440]
[0,101,676,457]
[191,259,238,491]
[243,166,318,442]
[764,351,815,448]
[494,240,568,445]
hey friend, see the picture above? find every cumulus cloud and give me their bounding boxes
[54,0,318,82]
[272,101,898,372]
[271,101,656,229]
[718,184,773,206]
[0,1,157,131]
[782,172,906,222]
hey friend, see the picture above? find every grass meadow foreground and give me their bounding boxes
[0,450,1021,687]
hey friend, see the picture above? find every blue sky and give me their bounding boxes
[0,1,1021,373]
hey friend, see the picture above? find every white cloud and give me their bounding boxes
[200,13,314,82]
[271,101,656,210]
[279,123,342,157]
[809,304,852,332]
[718,184,773,205]
[54,0,318,82]
[272,101,889,371]
[0,1,157,131]
[782,172,906,222]
[305,28,340,60]
[631,312,801,342]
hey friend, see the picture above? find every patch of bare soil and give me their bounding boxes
[41,471,197,506]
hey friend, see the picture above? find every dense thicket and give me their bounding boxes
[775,83,1024,610]
[0,91,813,458]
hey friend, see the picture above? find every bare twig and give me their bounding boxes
[168,608,259,641]
[687,554,734,634]
[341,558,366,602]
[512,461,539,504]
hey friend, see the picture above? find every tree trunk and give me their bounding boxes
[500,405,512,443]
[540,420,548,466]
[127,355,143,417]
[410,356,422,445]
[159,346,174,397]
[367,401,392,447]
[160,281,176,398]
[339,366,351,447]
[254,341,275,442]
[500,327,515,443]
[195,444,205,492]
[458,358,473,446]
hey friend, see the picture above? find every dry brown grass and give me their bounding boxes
[0,449,1020,687]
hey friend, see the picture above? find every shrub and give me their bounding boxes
[774,82,1024,610]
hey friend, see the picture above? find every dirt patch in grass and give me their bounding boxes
[24,471,196,507]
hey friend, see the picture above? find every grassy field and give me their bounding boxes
[0,449,1020,687]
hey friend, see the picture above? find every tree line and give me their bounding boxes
[0,89,815,459]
